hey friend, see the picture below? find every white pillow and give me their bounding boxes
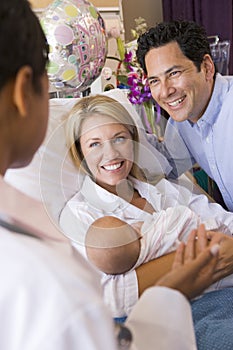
[5,98,78,225]
[5,89,171,225]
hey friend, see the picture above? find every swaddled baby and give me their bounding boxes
[85,205,219,274]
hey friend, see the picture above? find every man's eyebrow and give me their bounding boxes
[147,65,183,80]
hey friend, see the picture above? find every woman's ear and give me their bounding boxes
[13,66,33,117]
[202,54,215,80]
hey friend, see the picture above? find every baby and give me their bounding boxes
[85,215,141,274]
[85,205,221,275]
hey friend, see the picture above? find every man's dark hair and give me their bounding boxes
[0,0,49,93]
[136,20,212,75]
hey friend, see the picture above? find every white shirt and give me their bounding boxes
[136,205,233,295]
[0,177,116,350]
[137,205,218,266]
[59,175,233,317]
[0,177,198,350]
[127,287,197,350]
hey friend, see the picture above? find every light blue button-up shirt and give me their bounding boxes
[164,73,233,211]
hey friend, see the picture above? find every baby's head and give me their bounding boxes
[85,216,141,275]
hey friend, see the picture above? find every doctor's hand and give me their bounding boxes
[156,224,220,300]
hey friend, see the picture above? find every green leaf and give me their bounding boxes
[117,37,126,61]
[117,75,128,85]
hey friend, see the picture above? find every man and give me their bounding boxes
[137,20,233,211]
[0,3,224,349]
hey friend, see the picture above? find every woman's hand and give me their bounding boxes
[156,224,220,299]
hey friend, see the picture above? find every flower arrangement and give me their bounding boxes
[102,17,160,134]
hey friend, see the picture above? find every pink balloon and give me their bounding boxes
[42,0,107,93]
[54,25,74,46]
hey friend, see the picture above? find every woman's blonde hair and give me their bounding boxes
[66,94,146,181]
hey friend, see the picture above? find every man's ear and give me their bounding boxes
[202,54,215,80]
[13,66,33,117]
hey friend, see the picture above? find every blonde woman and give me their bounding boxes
[59,94,233,322]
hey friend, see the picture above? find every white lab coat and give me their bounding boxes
[0,177,197,349]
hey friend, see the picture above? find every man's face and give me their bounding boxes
[145,41,215,123]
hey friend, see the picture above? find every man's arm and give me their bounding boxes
[146,120,196,178]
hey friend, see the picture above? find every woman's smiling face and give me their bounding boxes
[79,114,134,193]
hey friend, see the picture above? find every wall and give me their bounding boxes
[122,0,163,42]
[29,0,51,8]
[30,0,119,9]
[30,1,163,41]
[91,0,119,6]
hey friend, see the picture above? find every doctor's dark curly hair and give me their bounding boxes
[0,0,49,93]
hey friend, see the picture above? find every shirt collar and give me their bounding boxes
[197,73,229,128]
[81,175,128,212]
[80,175,161,212]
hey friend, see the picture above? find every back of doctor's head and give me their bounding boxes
[0,0,49,93]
